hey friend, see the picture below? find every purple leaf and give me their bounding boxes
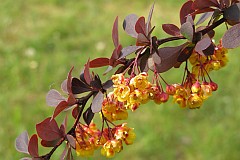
[136,33,149,46]
[52,101,68,120]
[192,0,219,10]
[139,48,150,72]
[91,91,104,113]
[66,135,76,149]
[162,24,181,36]
[155,44,186,73]
[67,67,74,94]
[83,106,94,125]
[180,0,194,24]
[61,79,68,93]
[89,58,109,68]
[180,22,194,42]
[41,139,60,147]
[146,3,155,34]
[28,134,39,157]
[119,45,141,59]
[222,23,240,48]
[84,60,91,85]
[195,37,212,55]
[123,14,138,38]
[135,16,146,35]
[71,78,91,94]
[103,80,113,90]
[224,3,240,25]
[46,89,66,107]
[112,16,119,47]
[196,12,214,25]
[36,117,62,141]
[60,145,68,160]
[15,131,29,154]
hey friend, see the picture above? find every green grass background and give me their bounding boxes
[1,0,240,159]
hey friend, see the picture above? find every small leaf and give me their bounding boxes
[84,60,91,85]
[112,16,119,47]
[66,135,76,149]
[123,14,138,38]
[155,44,186,73]
[139,48,150,72]
[195,37,212,55]
[67,67,74,94]
[15,131,29,154]
[89,58,109,68]
[224,3,240,25]
[83,106,95,125]
[71,78,91,94]
[36,117,62,141]
[60,145,68,160]
[180,0,194,24]
[61,79,68,93]
[103,80,113,90]
[46,89,66,107]
[180,22,194,42]
[91,91,104,113]
[136,33,149,46]
[28,134,39,157]
[72,107,80,119]
[146,3,155,33]
[135,17,146,35]
[41,139,59,147]
[192,0,219,10]
[196,12,214,25]
[177,45,195,62]
[119,45,141,59]
[52,101,68,120]
[162,24,181,36]
[222,23,240,48]
[90,75,102,90]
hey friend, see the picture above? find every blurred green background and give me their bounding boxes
[1,0,240,159]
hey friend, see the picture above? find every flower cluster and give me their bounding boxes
[111,72,169,111]
[189,43,228,78]
[76,122,136,158]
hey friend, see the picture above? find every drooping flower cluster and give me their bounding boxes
[111,72,169,111]
[76,122,136,158]
[189,42,228,78]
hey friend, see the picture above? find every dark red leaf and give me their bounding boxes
[139,48,150,72]
[191,8,215,16]
[180,22,194,41]
[83,106,94,125]
[123,14,138,38]
[146,3,155,34]
[192,0,219,10]
[72,107,80,119]
[41,139,59,147]
[110,44,122,66]
[222,23,240,48]
[196,11,214,25]
[155,44,186,73]
[28,134,39,157]
[46,89,66,107]
[203,42,215,55]
[135,17,146,35]
[71,78,91,94]
[60,124,66,136]
[162,24,181,36]
[224,3,240,25]
[90,75,102,90]
[195,37,212,55]
[66,135,76,149]
[89,58,109,68]
[177,45,195,62]
[67,93,76,106]
[36,117,62,141]
[136,33,149,46]
[91,91,104,113]
[119,45,141,59]
[112,16,119,48]
[84,60,91,85]
[20,158,32,160]
[67,67,74,94]
[52,101,68,120]
[103,80,113,90]
[180,0,194,24]
[15,131,29,154]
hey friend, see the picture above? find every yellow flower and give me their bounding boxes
[187,94,203,109]
[114,85,130,102]
[101,140,122,158]
[76,140,95,157]
[114,123,136,145]
[200,84,212,100]
[130,72,149,90]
